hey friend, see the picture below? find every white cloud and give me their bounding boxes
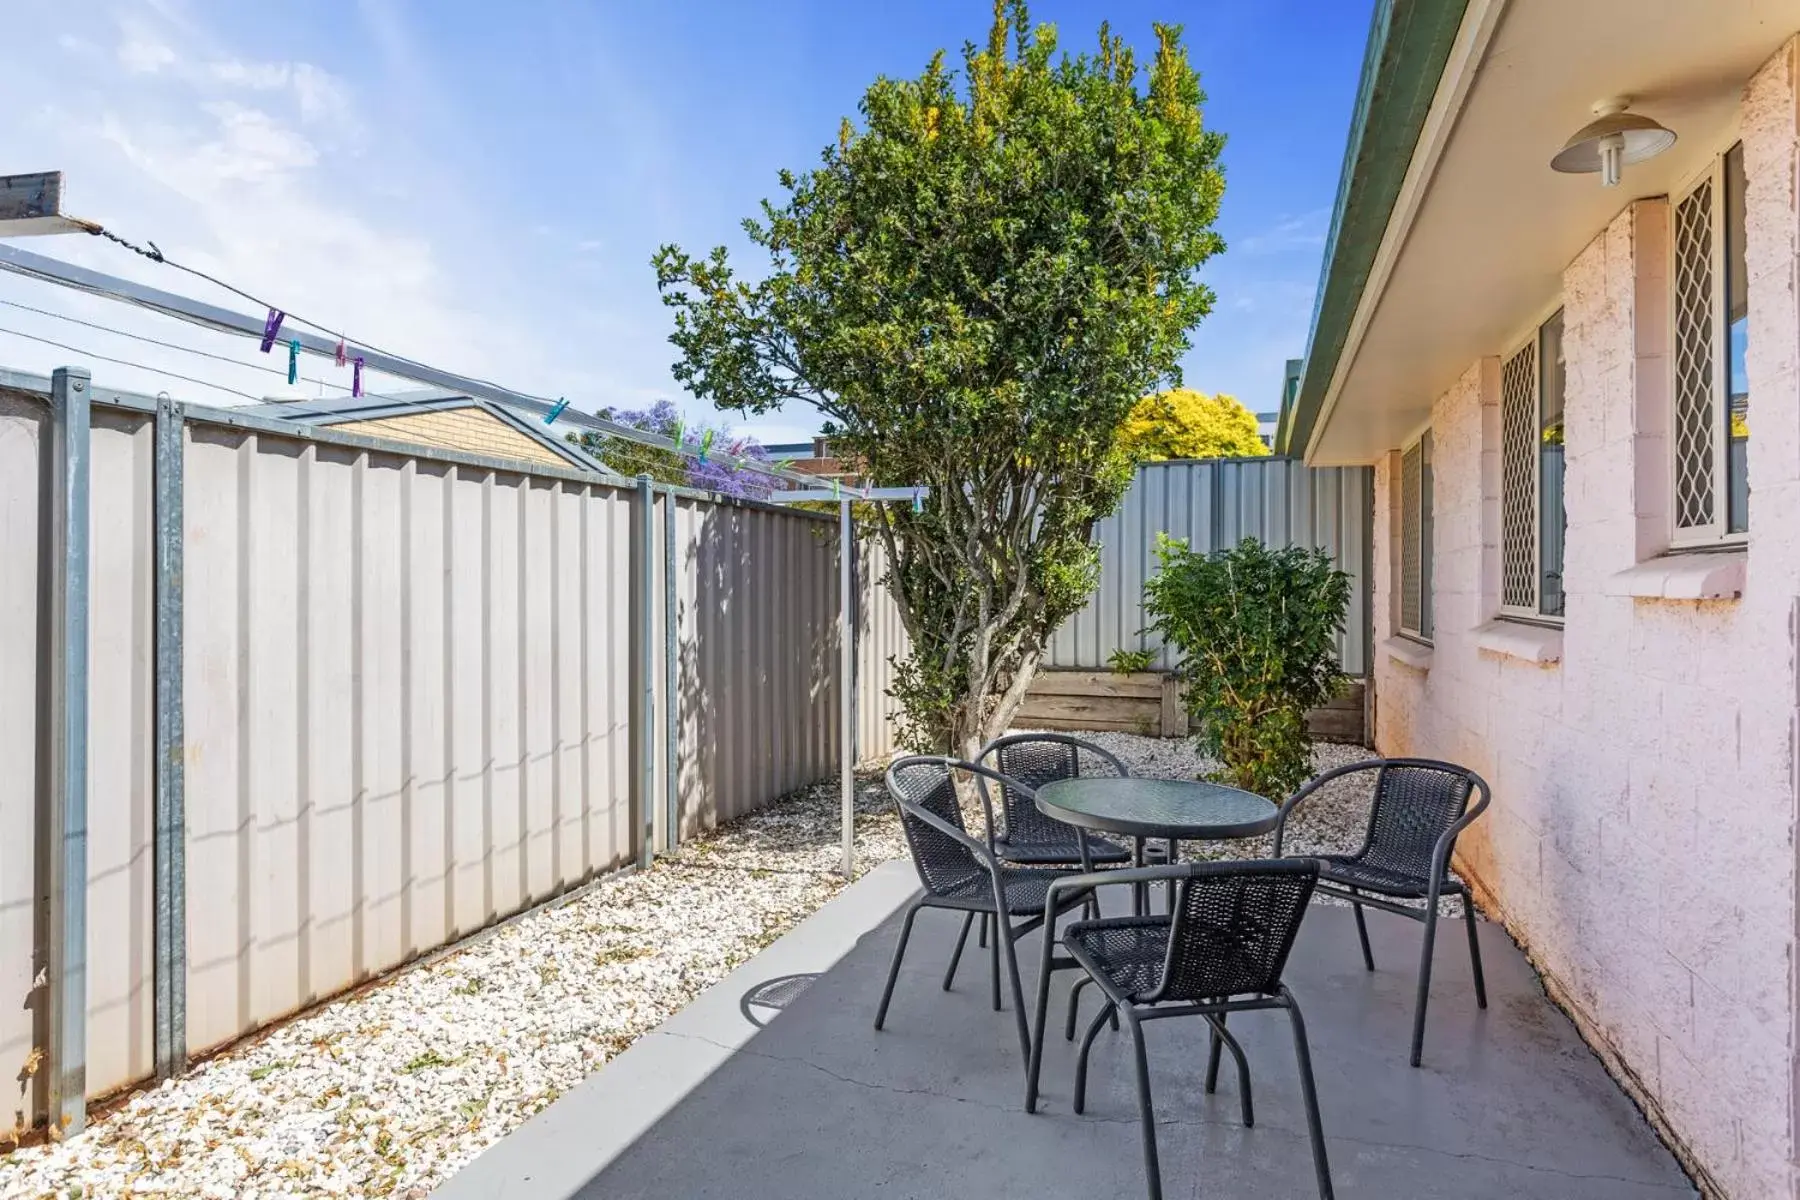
[1237,209,1330,257]
[116,32,176,74]
[0,1,802,439]
[0,2,544,410]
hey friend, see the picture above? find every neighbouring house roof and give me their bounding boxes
[1282,0,1800,464]
[242,390,614,475]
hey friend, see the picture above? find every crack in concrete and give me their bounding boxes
[657,1030,1690,1193]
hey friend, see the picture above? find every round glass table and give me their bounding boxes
[1035,776,1279,912]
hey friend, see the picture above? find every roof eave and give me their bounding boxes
[1279,0,1473,459]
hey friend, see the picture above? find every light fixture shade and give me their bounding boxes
[1550,112,1676,175]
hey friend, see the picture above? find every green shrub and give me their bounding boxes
[1143,535,1350,798]
[1106,648,1156,675]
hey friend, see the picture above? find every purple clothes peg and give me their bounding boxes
[352,356,365,398]
[259,309,286,352]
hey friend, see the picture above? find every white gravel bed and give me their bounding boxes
[0,772,903,1200]
[1041,730,1468,917]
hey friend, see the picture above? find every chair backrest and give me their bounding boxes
[1150,860,1320,1003]
[884,756,997,897]
[1359,760,1485,881]
[977,733,1126,844]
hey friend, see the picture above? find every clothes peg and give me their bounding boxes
[259,309,286,352]
[544,398,569,425]
[698,428,716,463]
[352,356,365,398]
[912,486,923,513]
[287,339,300,385]
[334,338,347,367]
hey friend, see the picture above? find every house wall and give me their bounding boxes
[334,407,572,469]
[1370,42,1800,1198]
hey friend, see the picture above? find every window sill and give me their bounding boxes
[1383,636,1434,672]
[1607,550,1747,601]
[1475,620,1563,665]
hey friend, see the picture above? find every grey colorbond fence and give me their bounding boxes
[1045,457,1375,676]
[0,368,902,1128]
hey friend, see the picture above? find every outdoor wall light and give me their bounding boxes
[1550,99,1676,188]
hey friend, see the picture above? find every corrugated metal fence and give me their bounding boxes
[1046,457,1374,676]
[0,369,902,1123]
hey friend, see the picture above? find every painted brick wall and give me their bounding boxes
[1371,43,1800,1198]
[335,407,572,469]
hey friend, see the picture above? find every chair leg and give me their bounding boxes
[989,913,1003,1012]
[1066,975,1089,1041]
[1000,920,1033,1068]
[1026,918,1059,1113]
[978,911,989,948]
[1203,1013,1254,1127]
[1410,899,1442,1068]
[942,912,975,992]
[873,901,922,1031]
[1351,900,1375,971]
[1124,1010,1164,1200]
[1283,992,1336,1200]
[1461,893,1488,1009]
[1073,1000,1114,1115]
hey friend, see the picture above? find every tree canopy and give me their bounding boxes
[569,401,774,499]
[653,0,1227,754]
[1119,388,1269,461]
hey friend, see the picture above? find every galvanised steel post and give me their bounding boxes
[635,475,656,869]
[663,487,679,852]
[47,366,91,1135]
[153,393,188,1080]
[839,498,854,878]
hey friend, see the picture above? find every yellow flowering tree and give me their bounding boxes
[1119,389,1269,461]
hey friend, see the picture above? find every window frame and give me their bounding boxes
[1398,427,1434,643]
[1498,302,1568,623]
[1669,140,1748,550]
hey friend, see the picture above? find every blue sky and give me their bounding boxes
[1,0,1372,445]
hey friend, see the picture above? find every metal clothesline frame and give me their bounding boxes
[0,242,830,492]
[767,488,930,880]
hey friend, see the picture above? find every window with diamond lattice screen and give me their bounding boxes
[1501,341,1538,611]
[1673,179,1717,533]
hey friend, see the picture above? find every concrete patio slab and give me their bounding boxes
[436,860,1694,1200]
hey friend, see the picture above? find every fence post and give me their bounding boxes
[632,475,656,870]
[662,488,679,852]
[153,393,187,1080]
[46,366,91,1136]
[839,499,854,878]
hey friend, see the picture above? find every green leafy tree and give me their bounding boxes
[654,1,1226,756]
[1144,536,1350,798]
[1119,388,1269,461]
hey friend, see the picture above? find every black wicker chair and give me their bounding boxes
[875,756,1096,1067]
[1273,757,1491,1067]
[975,733,1135,868]
[1025,860,1332,1200]
[965,734,1136,996]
